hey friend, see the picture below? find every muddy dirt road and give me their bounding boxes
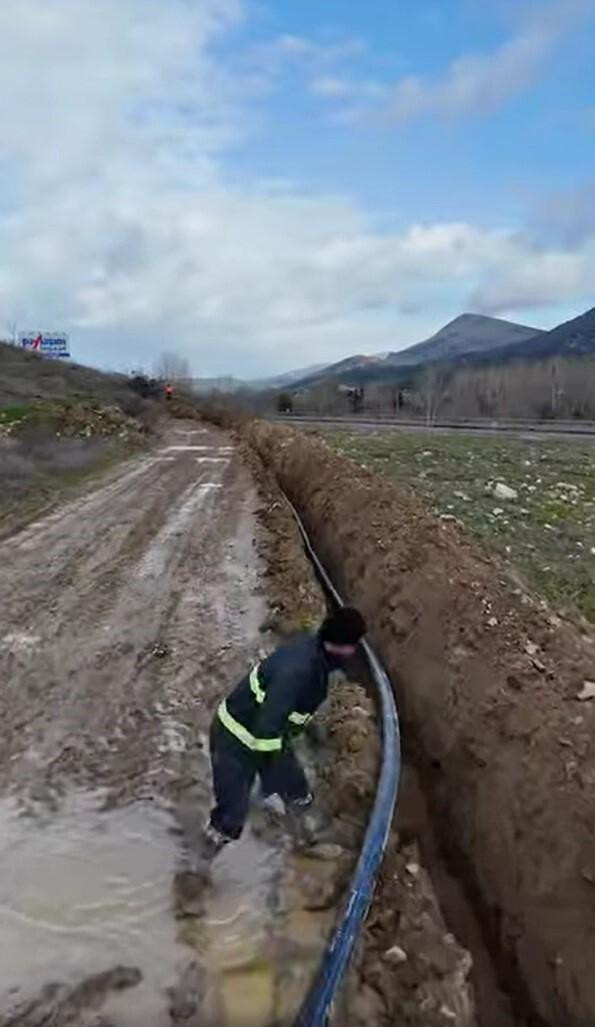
[0,423,312,1025]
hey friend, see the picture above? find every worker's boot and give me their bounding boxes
[285,798,342,859]
[285,795,318,851]
[173,822,229,918]
[200,820,231,860]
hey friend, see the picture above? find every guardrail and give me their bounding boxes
[271,414,595,436]
[283,495,401,1027]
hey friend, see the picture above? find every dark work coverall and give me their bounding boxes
[209,633,333,840]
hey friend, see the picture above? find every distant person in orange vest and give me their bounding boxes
[164,383,173,401]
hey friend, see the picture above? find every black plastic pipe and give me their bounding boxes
[283,496,401,1027]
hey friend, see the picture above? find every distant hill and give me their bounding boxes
[256,361,330,388]
[189,362,331,393]
[293,313,543,388]
[384,313,541,368]
[460,306,595,369]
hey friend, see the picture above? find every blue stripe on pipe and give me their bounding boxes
[282,495,401,1027]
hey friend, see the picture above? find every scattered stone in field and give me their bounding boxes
[525,640,539,656]
[492,508,504,517]
[440,514,457,522]
[493,482,518,501]
[487,617,498,628]
[405,862,420,877]
[453,491,470,502]
[577,681,595,701]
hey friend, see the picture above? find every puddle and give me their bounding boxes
[0,791,345,1026]
[189,833,282,1025]
[0,793,185,1025]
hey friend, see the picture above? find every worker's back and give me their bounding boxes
[225,634,330,741]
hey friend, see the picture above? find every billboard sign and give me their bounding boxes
[19,332,70,359]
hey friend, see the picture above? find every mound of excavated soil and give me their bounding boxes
[243,436,477,1025]
[246,421,595,1027]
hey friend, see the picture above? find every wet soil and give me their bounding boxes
[0,421,326,1026]
[247,420,595,1027]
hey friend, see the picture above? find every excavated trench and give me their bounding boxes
[245,419,595,1027]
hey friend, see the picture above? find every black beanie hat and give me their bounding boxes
[319,606,366,646]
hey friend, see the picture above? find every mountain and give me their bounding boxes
[461,306,595,368]
[254,362,330,388]
[293,313,542,388]
[383,313,542,368]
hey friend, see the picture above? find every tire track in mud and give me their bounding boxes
[0,421,287,1024]
[0,423,250,798]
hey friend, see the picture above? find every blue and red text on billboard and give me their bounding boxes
[19,333,70,359]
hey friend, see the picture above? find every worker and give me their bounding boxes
[202,606,367,859]
[164,382,173,401]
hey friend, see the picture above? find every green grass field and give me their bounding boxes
[323,429,595,623]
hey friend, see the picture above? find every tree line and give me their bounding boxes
[272,354,595,423]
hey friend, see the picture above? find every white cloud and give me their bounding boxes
[309,75,387,103]
[309,76,355,99]
[388,28,552,123]
[471,244,595,313]
[530,183,595,247]
[383,0,595,125]
[0,2,593,378]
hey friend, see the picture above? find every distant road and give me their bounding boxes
[270,414,595,443]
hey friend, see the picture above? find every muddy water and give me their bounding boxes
[0,793,182,1024]
[0,790,340,1026]
[1,792,339,1025]
[196,835,282,1025]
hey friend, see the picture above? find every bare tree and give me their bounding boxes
[421,364,449,425]
[154,351,191,382]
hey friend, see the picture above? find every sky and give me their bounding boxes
[0,0,594,378]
